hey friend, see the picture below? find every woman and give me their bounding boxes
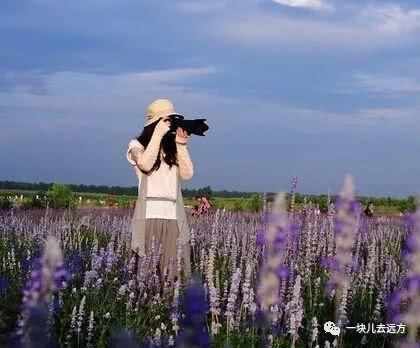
[126,99,193,280]
[200,196,212,214]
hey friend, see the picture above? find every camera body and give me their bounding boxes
[169,115,209,136]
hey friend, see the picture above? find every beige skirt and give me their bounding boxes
[144,218,180,278]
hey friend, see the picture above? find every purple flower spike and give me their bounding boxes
[258,193,291,314]
[388,198,420,343]
[277,264,290,279]
[19,237,69,336]
[321,257,339,271]
[176,279,210,348]
[256,228,266,246]
[327,176,358,292]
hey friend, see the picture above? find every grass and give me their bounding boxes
[0,189,404,214]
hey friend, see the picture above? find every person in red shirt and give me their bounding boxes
[201,196,212,214]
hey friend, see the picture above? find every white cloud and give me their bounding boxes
[3,1,419,53]
[212,4,420,49]
[1,67,216,94]
[272,0,334,12]
[354,73,420,93]
[361,5,420,34]
[356,107,419,120]
[1,67,419,140]
[0,67,233,135]
[215,14,361,47]
[255,104,420,128]
[124,67,217,84]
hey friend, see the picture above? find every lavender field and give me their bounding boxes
[0,177,419,347]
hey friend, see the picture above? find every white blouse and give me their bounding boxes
[127,139,177,220]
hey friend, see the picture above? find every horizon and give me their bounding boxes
[1,1,420,197]
[0,179,414,199]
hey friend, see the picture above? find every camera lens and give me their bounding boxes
[169,118,178,132]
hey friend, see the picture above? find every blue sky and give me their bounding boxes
[1,0,419,197]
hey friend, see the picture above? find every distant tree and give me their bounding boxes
[294,193,304,204]
[318,196,328,213]
[407,195,416,212]
[48,184,73,208]
[0,197,13,210]
[233,199,246,212]
[397,201,408,213]
[247,194,263,212]
[116,196,132,209]
[22,191,48,209]
[197,186,213,198]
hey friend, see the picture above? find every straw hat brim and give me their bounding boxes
[144,112,184,127]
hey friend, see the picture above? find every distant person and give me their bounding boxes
[196,196,203,212]
[126,99,193,281]
[201,196,212,214]
[364,201,374,217]
[192,196,212,216]
[192,196,203,216]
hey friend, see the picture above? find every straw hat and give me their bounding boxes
[145,99,183,126]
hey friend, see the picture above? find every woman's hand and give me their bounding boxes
[176,128,190,145]
[155,117,171,136]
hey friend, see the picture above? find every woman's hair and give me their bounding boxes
[136,119,178,174]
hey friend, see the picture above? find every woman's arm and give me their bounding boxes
[127,120,170,172]
[175,128,194,180]
[176,142,194,180]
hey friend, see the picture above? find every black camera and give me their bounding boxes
[168,115,209,136]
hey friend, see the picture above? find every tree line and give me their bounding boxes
[0,181,258,198]
[0,180,416,211]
